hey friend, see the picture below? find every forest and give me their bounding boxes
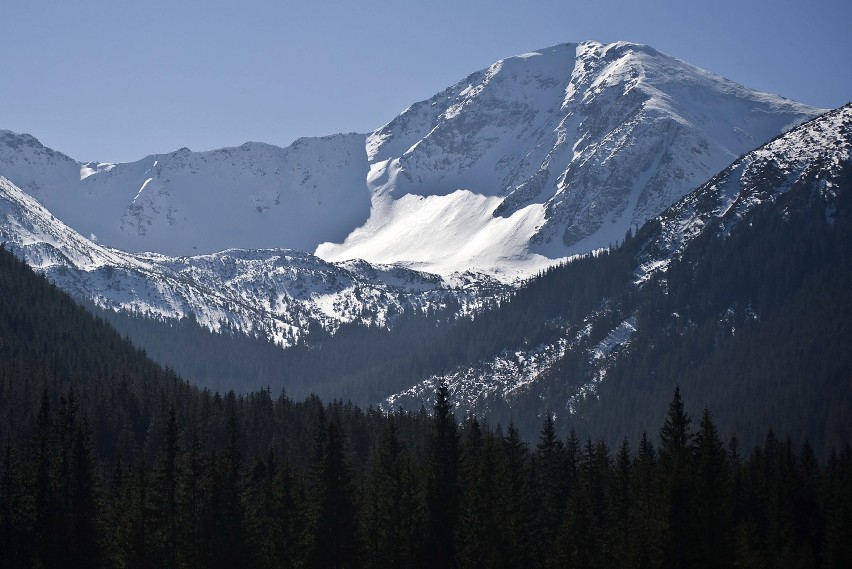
[1,245,851,568]
[92,150,852,457]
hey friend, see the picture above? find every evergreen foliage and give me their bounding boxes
[1,153,851,567]
[85,153,852,459]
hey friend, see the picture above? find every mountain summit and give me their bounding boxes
[0,41,820,280]
[320,41,820,276]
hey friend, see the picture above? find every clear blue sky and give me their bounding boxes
[2,0,849,163]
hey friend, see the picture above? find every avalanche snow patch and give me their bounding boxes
[316,189,555,280]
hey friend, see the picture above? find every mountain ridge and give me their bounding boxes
[0,41,835,389]
[0,174,501,348]
[1,40,822,279]
[383,103,852,447]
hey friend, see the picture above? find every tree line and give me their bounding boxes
[1,162,851,569]
[2,379,851,568]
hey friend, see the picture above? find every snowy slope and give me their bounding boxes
[0,130,370,256]
[635,103,852,283]
[0,41,821,281]
[383,104,852,415]
[0,175,496,347]
[319,41,821,277]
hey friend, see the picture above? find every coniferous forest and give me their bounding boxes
[87,145,852,460]
[2,245,852,568]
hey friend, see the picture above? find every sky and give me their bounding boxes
[2,0,850,164]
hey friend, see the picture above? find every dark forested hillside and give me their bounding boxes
[1,245,851,567]
[91,155,852,456]
[95,243,636,404]
[554,156,852,457]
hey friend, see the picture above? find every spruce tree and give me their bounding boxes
[308,416,359,569]
[272,457,301,568]
[534,413,565,564]
[361,420,422,569]
[694,408,734,568]
[613,438,633,567]
[631,431,664,568]
[498,423,536,568]
[0,444,25,569]
[457,416,501,568]
[658,385,696,569]
[151,406,181,569]
[68,419,102,568]
[426,378,459,568]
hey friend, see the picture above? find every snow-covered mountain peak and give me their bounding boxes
[0,41,824,281]
[0,130,372,256]
[323,41,822,277]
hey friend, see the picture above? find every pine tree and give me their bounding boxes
[129,454,151,569]
[694,408,734,568]
[67,419,102,568]
[244,452,279,569]
[534,413,565,565]
[307,416,359,569]
[659,385,693,467]
[632,431,664,568]
[272,456,301,568]
[457,416,502,568]
[822,447,852,567]
[497,423,536,568]
[199,397,249,569]
[180,425,207,569]
[613,438,633,567]
[426,378,459,568]
[33,388,59,568]
[659,385,696,569]
[552,438,599,568]
[152,406,182,569]
[0,444,26,569]
[361,420,422,569]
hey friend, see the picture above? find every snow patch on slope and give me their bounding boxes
[324,41,821,277]
[0,176,502,348]
[317,189,554,280]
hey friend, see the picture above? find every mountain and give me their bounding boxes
[0,175,499,348]
[0,130,371,256]
[0,40,834,412]
[1,41,820,280]
[323,41,820,276]
[88,105,851,439]
[384,104,852,453]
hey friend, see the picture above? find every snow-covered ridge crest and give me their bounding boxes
[382,103,852,417]
[0,176,503,347]
[636,103,852,283]
[0,41,822,281]
[0,130,372,257]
